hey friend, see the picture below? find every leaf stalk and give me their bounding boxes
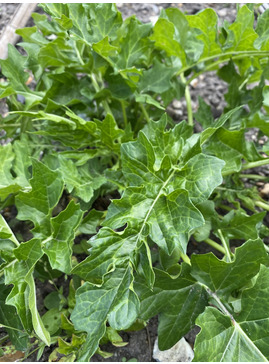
[180,74,193,126]
[217,229,232,262]
[204,238,226,255]
[180,252,191,265]
[177,50,269,79]
[140,104,150,123]
[242,158,269,171]
[255,200,269,212]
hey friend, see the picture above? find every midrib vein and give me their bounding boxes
[135,169,176,245]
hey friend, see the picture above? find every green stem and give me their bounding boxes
[218,204,233,212]
[89,73,113,116]
[140,104,150,123]
[206,288,234,321]
[19,345,41,362]
[180,252,191,265]
[217,229,232,262]
[238,75,251,91]
[74,42,114,118]
[263,244,269,253]
[242,158,269,171]
[177,50,269,78]
[239,174,269,181]
[180,74,193,126]
[0,334,9,344]
[204,238,226,255]
[120,100,128,127]
[0,323,25,333]
[255,200,269,212]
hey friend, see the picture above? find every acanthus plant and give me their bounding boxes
[0,3,269,362]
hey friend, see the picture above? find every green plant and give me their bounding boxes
[0,3,269,362]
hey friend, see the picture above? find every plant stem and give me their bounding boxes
[206,288,234,321]
[204,238,226,255]
[217,229,232,262]
[89,73,113,116]
[255,200,269,212]
[177,50,269,78]
[0,334,9,344]
[74,42,114,118]
[239,174,269,181]
[180,74,193,126]
[180,252,191,265]
[218,204,233,211]
[19,345,41,362]
[140,104,150,123]
[242,158,269,171]
[0,323,26,333]
[120,100,128,127]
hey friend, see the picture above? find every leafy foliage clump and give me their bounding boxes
[0,3,269,362]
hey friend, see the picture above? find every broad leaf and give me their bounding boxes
[191,239,268,295]
[194,265,269,361]
[135,264,207,350]
[71,266,139,361]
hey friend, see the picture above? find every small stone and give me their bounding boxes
[218,8,228,17]
[172,100,182,109]
[190,78,198,88]
[260,183,269,197]
[149,15,158,25]
[153,338,194,362]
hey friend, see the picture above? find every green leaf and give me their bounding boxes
[203,128,243,174]
[172,153,225,204]
[151,8,204,66]
[25,273,51,346]
[43,200,83,274]
[136,264,207,350]
[16,159,64,234]
[218,210,266,241]
[94,114,124,153]
[0,285,28,351]
[194,265,269,361]
[186,9,221,58]
[224,5,258,51]
[138,60,177,94]
[5,238,50,345]
[82,4,122,43]
[71,266,139,361]
[0,215,19,247]
[38,36,77,68]
[0,45,29,92]
[72,226,138,284]
[255,9,269,50]
[42,308,64,335]
[57,156,106,203]
[151,18,185,61]
[194,97,214,128]
[0,142,30,201]
[79,209,104,235]
[115,17,152,70]
[191,239,268,295]
[200,106,243,145]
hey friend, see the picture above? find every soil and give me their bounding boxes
[0,3,268,363]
